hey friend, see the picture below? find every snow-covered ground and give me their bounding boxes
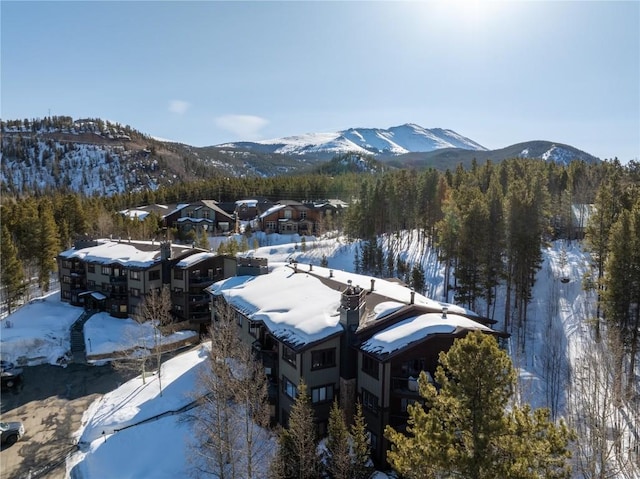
[1,232,637,478]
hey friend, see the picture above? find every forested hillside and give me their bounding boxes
[0,116,327,196]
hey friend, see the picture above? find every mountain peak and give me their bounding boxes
[218,124,487,158]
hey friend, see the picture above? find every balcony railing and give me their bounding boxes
[110,275,127,284]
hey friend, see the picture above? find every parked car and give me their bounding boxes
[0,360,23,389]
[0,421,25,446]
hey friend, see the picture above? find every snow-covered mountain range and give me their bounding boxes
[218,123,488,158]
[1,117,600,197]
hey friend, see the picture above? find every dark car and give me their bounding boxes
[0,360,23,389]
[0,421,25,446]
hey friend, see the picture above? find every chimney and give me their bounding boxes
[329,269,333,278]
[294,262,298,272]
[370,278,375,292]
[410,289,415,305]
[309,264,313,272]
[442,306,448,319]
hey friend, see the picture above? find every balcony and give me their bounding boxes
[110,275,127,284]
[391,375,426,395]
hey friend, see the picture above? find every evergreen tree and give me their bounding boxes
[1,225,26,314]
[35,199,61,292]
[196,227,210,250]
[385,332,573,479]
[409,263,425,294]
[270,381,321,479]
[324,401,351,479]
[602,196,640,395]
[350,402,373,479]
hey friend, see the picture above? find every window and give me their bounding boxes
[236,312,243,327]
[102,282,110,292]
[130,270,140,281]
[174,304,183,311]
[300,211,307,220]
[282,345,296,367]
[63,275,71,284]
[362,388,378,413]
[284,209,292,219]
[311,384,334,404]
[102,266,112,275]
[62,290,71,299]
[283,376,297,400]
[249,321,260,338]
[87,280,95,288]
[148,270,160,281]
[311,348,336,370]
[362,354,379,379]
[174,269,183,280]
[130,288,141,297]
[266,221,277,231]
[367,430,378,451]
[88,264,95,273]
[402,358,426,376]
[62,260,72,269]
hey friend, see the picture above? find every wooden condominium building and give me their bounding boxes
[57,238,241,331]
[209,261,506,467]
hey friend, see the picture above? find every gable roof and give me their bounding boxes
[360,311,494,361]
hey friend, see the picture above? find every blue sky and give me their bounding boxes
[2,1,639,162]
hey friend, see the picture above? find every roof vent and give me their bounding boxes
[329,269,333,278]
[410,288,415,305]
[441,306,448,319]
[370,278,375,292]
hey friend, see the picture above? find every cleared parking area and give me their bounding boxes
[0,363,133,479]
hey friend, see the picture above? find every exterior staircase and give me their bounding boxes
[70,310,96,363]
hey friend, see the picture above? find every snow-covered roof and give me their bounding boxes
[176,252,216,268]
[59,240,162,268]
[209,265,343,349]
[361,312,492,357]
[236,199,258,207]
[300,264,474,317]
[259,204,286,219]
[208,261,479,351]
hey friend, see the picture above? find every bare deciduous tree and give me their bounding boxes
[113,285,172,394]
[568,329,639,479]
[188,300,272,479]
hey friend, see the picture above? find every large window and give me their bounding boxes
[283,376,297,400]
[362,388,379,413]
[62,260,72,269]
[101,266,112,275]
[88,264,95,273]
[362,354,379,379]
[174,269,183,280]
[402,358,426,376]
[311,348,336,370]
[266,221,277,231]
[130,270,140,281]
[282,345,297,366]
[311,384,334,404]
[149,270,160,281]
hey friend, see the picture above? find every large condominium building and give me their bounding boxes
[209,261,506,467]
[57,238,241,331]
